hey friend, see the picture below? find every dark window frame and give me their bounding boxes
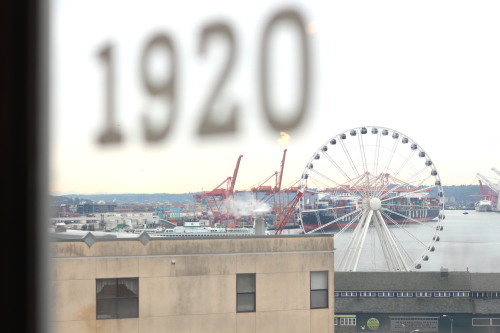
[236,273,256,313]
[310,271,328,309]
[96,277,139,319]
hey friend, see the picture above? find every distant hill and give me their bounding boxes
[51,185,485,206]
[51,192,200,205]
[442,185,484,203]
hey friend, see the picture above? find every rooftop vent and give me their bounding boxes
[440,267,449,277]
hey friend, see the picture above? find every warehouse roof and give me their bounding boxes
[335,271,471,292]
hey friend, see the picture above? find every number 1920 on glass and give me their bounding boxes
[96,8,312,145]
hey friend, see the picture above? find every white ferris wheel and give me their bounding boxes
[297,126,445,272]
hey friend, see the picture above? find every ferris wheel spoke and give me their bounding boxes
[306,209,361,234]
[396,161,438,189]
[321,151,361,190]
[380,137,400,177]
[382,230,414,270]
[304,174,337,192]
[380,210,434,244]
[380,207,435,230]
[336,209,372,271]
[383,201,438,214]
[308,163,354,191]
[339,136,361,178]
[373,210,412,271]
[357,134,369,175]
[350,172,373,197]
[367,173,389,198]
[307,207,364,234]
[373,130,381,176]
[329,209,365,237]
[376,170,432,199]
[392,149,417,179]
[371,173,393,199]
[306,167,358,196]
[302,201,360,219]
[380,184,439,205]
[405,171,435,189]
[379,210,437,267]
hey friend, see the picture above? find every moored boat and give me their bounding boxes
[475,199,492,212]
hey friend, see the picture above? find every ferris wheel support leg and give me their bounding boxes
[373,211,402,271]
[372,214,394,271]
[337,209,371,271]
[352,210,373,271]
[373,213,401,271]
[374,210,410,271]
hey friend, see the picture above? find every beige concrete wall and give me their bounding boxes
[50,235,334,333]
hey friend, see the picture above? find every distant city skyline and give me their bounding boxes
[50,0,500,195]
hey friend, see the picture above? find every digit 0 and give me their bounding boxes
[260,9,311,131]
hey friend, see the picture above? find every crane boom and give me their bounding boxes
[276,149,287,192]
[478,180,487,196]
[275,191,303,235]
[492,167,500,178]
[229,155,243,195]
[477,173,499,192]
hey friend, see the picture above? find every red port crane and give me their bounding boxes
[194,155,243,227]
[275,191,303,235]
[236,149,292,227]
[478,180,496,203]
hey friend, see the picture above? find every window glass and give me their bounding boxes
[96,299,117,319]
[237,274,255,293]
[97,279,117,299]
[311,290,328,308]
[311,271,328,309]
[236,294,255,312]
[117,298,139,318]
[117,278,139,298]
[473,318,491,326]
[237,274,256,312]
[311,271,328,289]
[96,278,139,319]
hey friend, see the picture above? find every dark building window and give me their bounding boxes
[434,291,450,297]
[472,318,500,326]
[474,291,500,299]
[378,291,394,297]
[416,292,432,297]
[237,273,256,312]
[340,317,356,326]
[96,278,139,319]
[453,291,469,297]
[311,271,328,309]
[340,292,357,297]
[359,292,376,297]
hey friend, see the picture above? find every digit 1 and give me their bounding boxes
[260,9,311,131]
[140,33,178,142]
[97,43,123,144]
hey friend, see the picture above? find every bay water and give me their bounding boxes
[332,209,500,272]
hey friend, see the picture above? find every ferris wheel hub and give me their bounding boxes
[369,197,382,211]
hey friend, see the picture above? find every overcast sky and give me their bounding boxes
[49,0,500,195]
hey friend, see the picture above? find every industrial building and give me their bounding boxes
[76,202,118,215]
[49,232,335,333]
[50,227,500,333]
